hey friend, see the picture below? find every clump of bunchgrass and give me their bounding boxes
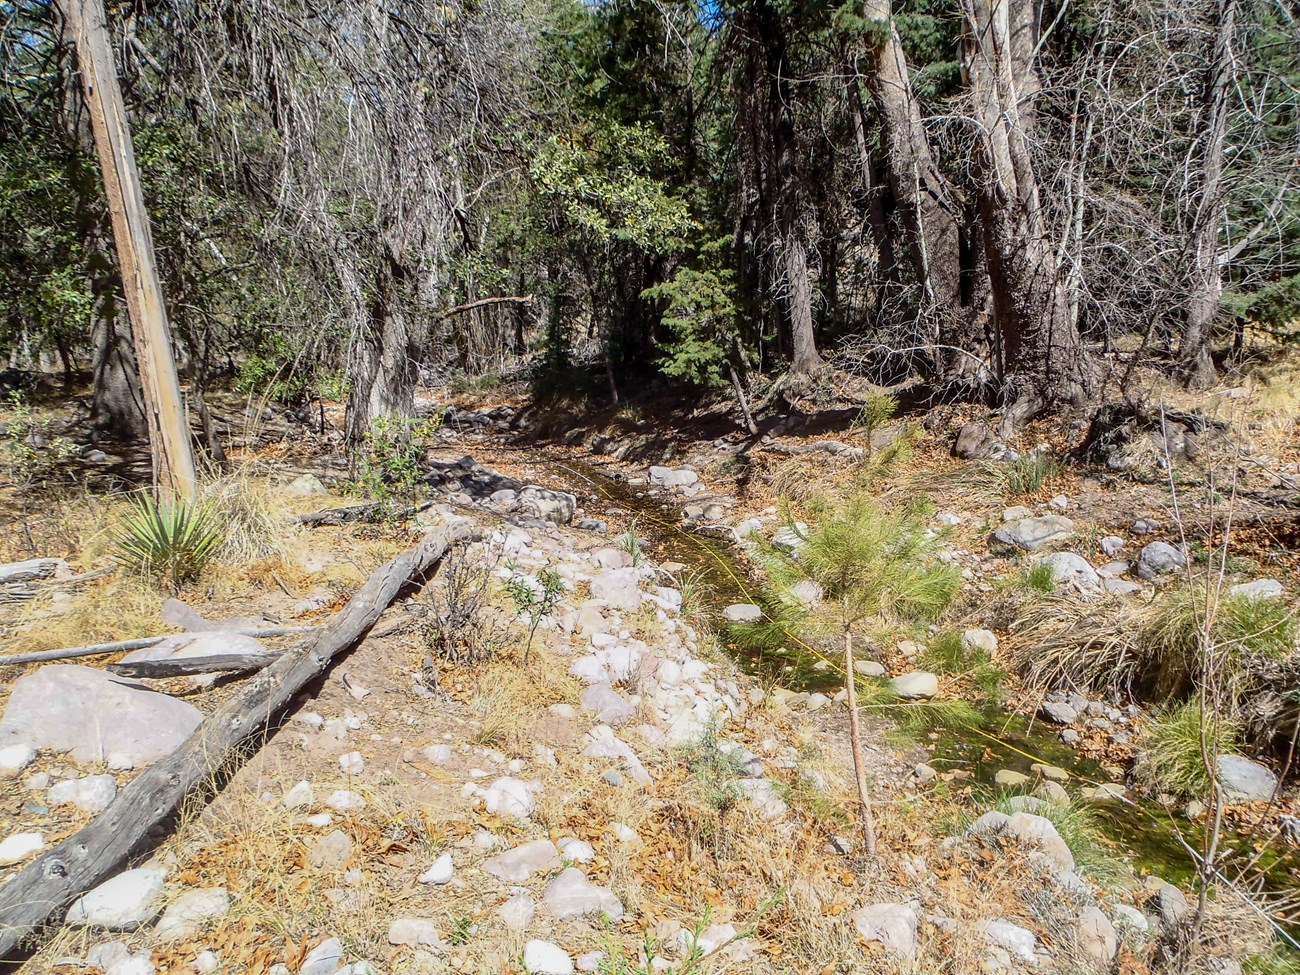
[919,629,1006,701]
[996,451,1064,496]
[1134,699,1241,798]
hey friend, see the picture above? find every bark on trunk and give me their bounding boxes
[1178,0,1237,389]
[860,0,982,384]
[89,296,146,439]
[345,252,422,444]
[763,2,822,380]
[964,0,1089,431]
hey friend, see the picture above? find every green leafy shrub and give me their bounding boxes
[353,412,443,512]
[503,564,567,663]
[114,494,223,589]
[0,392,78,488]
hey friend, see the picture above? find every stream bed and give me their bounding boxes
[543,454,1300,910]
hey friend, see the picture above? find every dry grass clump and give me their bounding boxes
[199,472,303,564]
[0,571,165,655]
[1007,582,1297,707]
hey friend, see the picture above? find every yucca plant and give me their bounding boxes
[114,494,223,589]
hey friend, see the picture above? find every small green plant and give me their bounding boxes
[997,451,1063,496]
[314,370,351,402]
[852,391,899,453]
[595,910,737,975]
[919,630,1006,701]
[503,564,567,663]
[616,522,647,566]
[1024,561,1058,594]
[114,494,223,589]
[353,411,443,513]
[1136,699,1241,798]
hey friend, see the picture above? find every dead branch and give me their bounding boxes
[0,626,313,669]
[0,523,474,957]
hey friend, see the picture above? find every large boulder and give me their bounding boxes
[1216,755,1277,803]
[953,422,997,460]
[0,665,202,767]
[992,516,1075,552]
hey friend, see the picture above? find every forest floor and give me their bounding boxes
[1,353,1299,975]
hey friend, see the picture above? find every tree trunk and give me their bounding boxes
[761,2,822,380]
[64,0,197,497]
[860,0,981,384]
[345,252,422,444]
[844,627,878,858]
[963,0,1089,432]
[89,299,146,439]
[1178,0,1237,389]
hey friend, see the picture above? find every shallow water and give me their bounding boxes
[541,456,1300,914]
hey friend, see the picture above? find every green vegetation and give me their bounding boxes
[503,565,567,664]
[919,630,1005,701]
[997,452,1064,496]
[113,494,223,589]
[1135,699,1241,798]
[352,413,443,512]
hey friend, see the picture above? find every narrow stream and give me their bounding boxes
[544,454,1300,910]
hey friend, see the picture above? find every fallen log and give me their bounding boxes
[0,625,314,669]
[296,499,436,526]
[107,652,277,680]
[0,523,473,957]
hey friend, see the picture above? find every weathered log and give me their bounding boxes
[1,567,115,604]
[0,523,473,956]
[0,626,313,669]
[107,652,277,680]
[296,499,436,526]
[0,559,64,586]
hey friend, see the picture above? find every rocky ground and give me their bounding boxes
[1,371,1298,975]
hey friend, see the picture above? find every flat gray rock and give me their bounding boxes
[1217,755,1277,802]
[1035,552,1100,589]
[891,671,938,699]
[155,888,230,941]
[722,603,762,623]
[992,515,1075,551]
[1136,541,1186,579]
[1227,579,1283,601]
[0,665,202,766]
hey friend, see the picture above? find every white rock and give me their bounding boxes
[483,840,562,882]
[737,779,788,820]
[300,937,344,975]
[978,919,1037,962]
[722,603,762,623]
[542,868,624,921]
[339,752,364,775]
[192,950,221,974]
[155,888,231,941]
[851,904,918,958]
[1227,579,1284,601]
[524,940,574,975]
[1035,551,1100,589]
[66,867,167,930]
[0,831,44,866]
[576,951,604,972]
[306,813,334,828]
[558,837,596,863]
[962,629,998,654]
[891,671,939,699]
[418,852,454,884]
[106,956,155,975]
[387,918,443,947]
[483,777,537,819]
[48,773,117,812]
[0,743,36,777]
[325,790,365,811]
[283,780,315,809]
[498,892,535,932]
